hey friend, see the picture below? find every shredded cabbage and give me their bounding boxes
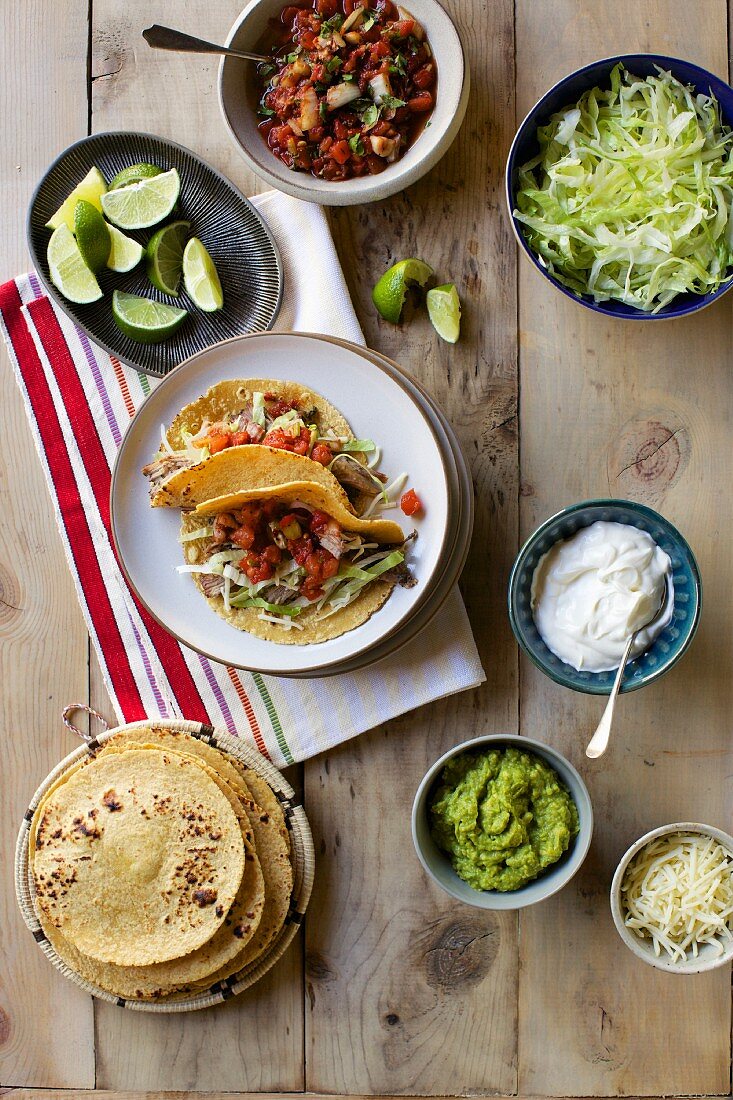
[514,64,733,312]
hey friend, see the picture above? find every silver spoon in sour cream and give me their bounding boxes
[585,573,671,760]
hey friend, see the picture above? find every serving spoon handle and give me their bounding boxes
[142,24,270,64]
[585,631,636,760]
[585,573,671,760]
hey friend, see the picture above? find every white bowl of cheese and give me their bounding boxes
[611,822,733,974]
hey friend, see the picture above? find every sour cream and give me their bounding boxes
[531,520,673,672]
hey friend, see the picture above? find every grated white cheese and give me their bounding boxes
[621,832,733,962]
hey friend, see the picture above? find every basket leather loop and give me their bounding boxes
[62,703,110,744]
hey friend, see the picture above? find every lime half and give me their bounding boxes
[427,284,461,343]
[106,225,144,273]
[101,168,180,230]
[109,163,163,190]
[45,166,107,232]
[112,289,187,343]
[74,199,111,273]
[183,237,224,312]
[47,225,103,304]
[146,220,190,295]
[372,258,433,323]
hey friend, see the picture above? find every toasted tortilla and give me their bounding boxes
[194,760,294,991]
[31,749,245,967]
[167,378,354,451]
[151,378,365,508]
[153,445,355,511]
[184,482,405,646]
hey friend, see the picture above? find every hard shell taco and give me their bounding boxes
[143,378,386,512]
[179,481,416,645]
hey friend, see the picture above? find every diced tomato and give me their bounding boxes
[262,544,283,565]
[207,430,231,454]
[309,509,333,534]
[289,534,314,565]
[413,63,435,89]
[407,92,433,112]
[302,577,324,601]
[386,17,414,38]
[330,140,351,164]
[400,488,422,516]
[230,431,250,446]
[310,442,334,465]
[304,547,340,581]
[231,524,257,550]
[245,559,274,584]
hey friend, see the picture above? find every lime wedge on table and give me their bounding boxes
[146,220,190,295]
[427,283,461,343]
[45,166,107,231]
[182,237,224,312]
[101,168,180,230]
[108,162,163,190]
[372,258,433,323]
[47,225,103,304]
[112,289,187,343]
[106,225,144,273]
[74,199,111,273]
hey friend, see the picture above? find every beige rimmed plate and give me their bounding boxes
[15,717,314,1012]
[110,332,453,676]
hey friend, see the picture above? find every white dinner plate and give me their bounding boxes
[111,333,452,676]
[315,342,474,676]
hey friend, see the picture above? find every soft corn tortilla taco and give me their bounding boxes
[144,378,384,513]
[181,481,414,646]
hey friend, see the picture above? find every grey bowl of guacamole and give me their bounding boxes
[412,735,593,910]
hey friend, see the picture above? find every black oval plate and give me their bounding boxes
[27,132,283,377]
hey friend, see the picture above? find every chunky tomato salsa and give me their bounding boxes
[256,0,436,181]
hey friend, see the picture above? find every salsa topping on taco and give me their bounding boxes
[180,496,415,632]
[144,389,385,508]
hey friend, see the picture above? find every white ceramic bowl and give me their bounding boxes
[610,822,733,974]
[412,734,594,910]
[218,0,470,205]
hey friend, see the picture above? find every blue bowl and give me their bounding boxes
[508,499,702,695]
[505,54,733,320]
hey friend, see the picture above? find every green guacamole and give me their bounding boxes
[430,747,579,892]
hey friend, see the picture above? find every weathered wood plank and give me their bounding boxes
[6,1094,731,1100]
[305,0,520,1093]
[0,0,95,1090]
[515,1,732,1094]
[88,3,304,1091]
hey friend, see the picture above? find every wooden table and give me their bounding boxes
[2,1,731,1096]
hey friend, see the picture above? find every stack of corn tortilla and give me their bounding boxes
[29,728,293,1002]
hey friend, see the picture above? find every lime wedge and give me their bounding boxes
[109,163,163,190]
[372,258,433,323]
[47,224,103,304]
[106,225,144,273]
[74,199,111,273]
[146,220,190,295]
[112,290,187,343]
[182,237,224,312]
[45,166,107,232]
[427,283,461,343]
[101,168,180,230]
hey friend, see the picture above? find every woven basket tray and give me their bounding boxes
[15,712,315,1013]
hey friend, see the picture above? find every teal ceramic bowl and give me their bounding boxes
[508,500,702,695]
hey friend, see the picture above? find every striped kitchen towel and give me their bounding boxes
[0,190,484,767]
